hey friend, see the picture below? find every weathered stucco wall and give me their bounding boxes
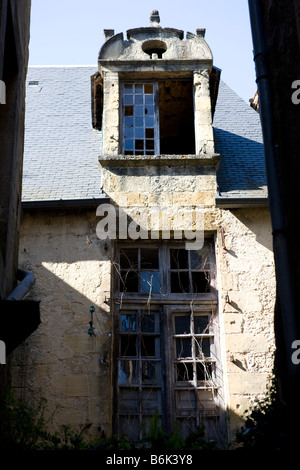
[216,207,276,444]
[11,205,276,446]
[11,210,113,439]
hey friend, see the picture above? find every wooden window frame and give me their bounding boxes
[113,240,224,441]
[114,241,217,301]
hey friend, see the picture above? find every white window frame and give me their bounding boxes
[120,81,160,155]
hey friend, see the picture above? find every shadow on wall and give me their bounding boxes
[10,209,112,439]
[231,207,273,252]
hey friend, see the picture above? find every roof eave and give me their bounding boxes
[21,197,110,211]
[215,196,268,209]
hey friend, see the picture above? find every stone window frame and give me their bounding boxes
[119,77,196,156]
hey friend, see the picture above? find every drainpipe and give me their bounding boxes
[6,269,35,301]
[248,0,300,403]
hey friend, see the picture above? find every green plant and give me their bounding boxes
[0,386,57,449]
[236,376,289,451]
[0,387,217,450]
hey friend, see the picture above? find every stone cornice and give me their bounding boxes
[98,153,220,168]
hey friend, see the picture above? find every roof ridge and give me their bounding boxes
[28,64,97,68]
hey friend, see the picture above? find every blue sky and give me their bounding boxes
[28,0,256,103]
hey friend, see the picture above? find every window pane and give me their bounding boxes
[145,140,154,150]
[141,314,156,333]
[125,105,133,116]
[124,94,133,105]
[135,139,144,150]
[146,128,154,138]
[135,117,144,127]
[120,270,138,292]
[135,94,143,105]
[175,362,193,381]
[194,315,209,334]
[141,248,159,268]
[141,361,157,384]
[191,272,210,293]
[134,105,144,116]
[176,338,192,358]
[124,139,134,150]
[118,360,138,385]
[145,94,153,105]
[171,272,190,293]
[190,250,203,269]
[144,83,153,94]
[170,249,189,269]
[124,116,134,127]
[196,362,212,381]
[195,337,210,358]
[124,127,134,139]
[120,248,138,268]
[135,128,144,139]
[175,316,190,335]
[140,271,160,293]
[135,84,143,93]
[120,336,137,356]
[141,336,156,356]
[121,314,137,332]
[124,84,133,93]
[145,105,154,116]
[145,116,154,127]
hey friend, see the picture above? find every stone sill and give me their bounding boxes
[98,153,220,168]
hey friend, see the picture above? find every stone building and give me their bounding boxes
[12,12,276,447]
[0,0,39,373]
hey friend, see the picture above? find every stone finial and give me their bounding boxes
[104,29,115,40]
[196,28,206,38]
[150,9,160,27]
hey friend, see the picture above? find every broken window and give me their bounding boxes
[114,241,225,442]
[121,80,195,155]
[122,83,158,156]
[119,247,160,294]
[117,244,215,297]
[169,247,212,294]
[117,308,164,439]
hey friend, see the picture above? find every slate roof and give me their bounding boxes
[22,66,267,205]
[22,66,103,203]
[213,80,267,202]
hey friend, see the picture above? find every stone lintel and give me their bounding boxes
[98,59,212,74]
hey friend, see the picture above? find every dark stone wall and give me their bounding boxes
[259,0,300,412]
[260,0,300,288]
[0,0,31,300]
